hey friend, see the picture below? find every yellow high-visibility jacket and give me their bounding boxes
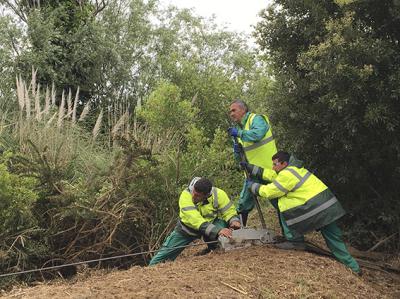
[251,158,345,234]
[238,112,277,170]
[176,187,239,239]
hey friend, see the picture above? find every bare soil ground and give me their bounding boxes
[2,209,399,298]
[1,243,399,299]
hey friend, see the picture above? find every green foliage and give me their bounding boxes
[139,82,198,134]
[0,153,39,235]
[180,127,242,199]
[17,3,107,100]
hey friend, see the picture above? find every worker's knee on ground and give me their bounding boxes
[162,230,185,248]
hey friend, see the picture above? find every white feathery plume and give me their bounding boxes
[16,75,25,111]
[35,83,41,121]
[51,82,56,106]
[25,85,31,119]
[72,87,79,124]
[78,101,90,122]
[67,88,72,118]
[44,86,50,115]
[31,67,37,100]
[57,90,65,128]
[92,109,103,140]
[111,111,129,136]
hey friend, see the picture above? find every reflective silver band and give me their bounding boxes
[292,171,312,192]
[203,212,217,218]
[182,206,197,211]
[284,168,302,180]
[252,165,260,176]
[243,136,274,152]
[281,168,312,192]
[286,197,339,226]
[178,221,198,236]
[205,224,216,236]
[251,183,260,194]
[272,180,289,194]
[218,201,233,214]
[212,188,218,209]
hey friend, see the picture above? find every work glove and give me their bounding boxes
[240,162,263,180]
[227,127,239,138]
[247,179,261,196]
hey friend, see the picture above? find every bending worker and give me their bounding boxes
[243,151,361,275]
[227,99,277,226]
[149,177,241,265]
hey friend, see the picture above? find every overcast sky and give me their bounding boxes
[162,0,272,35]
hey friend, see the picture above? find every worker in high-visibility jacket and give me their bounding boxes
[227,100,283,230]
[243,151,361,275]
[149,177,241,266]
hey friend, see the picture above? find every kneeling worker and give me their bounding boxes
[243,151,361,275]
[149,177,241,265]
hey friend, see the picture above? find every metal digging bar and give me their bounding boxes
[218,135,274,251]
[232,135,266,229]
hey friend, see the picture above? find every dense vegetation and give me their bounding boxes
[0,0,263,286]
[0,0,398,287]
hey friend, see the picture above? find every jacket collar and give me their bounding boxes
[239,112,251,128]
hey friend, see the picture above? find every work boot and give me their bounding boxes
[354,268,363,277]
[272,235,287,243]
[275,241,306,250]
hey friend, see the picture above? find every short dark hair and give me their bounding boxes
[194,178,213,195]
[272,151,290,163]
[230,99,248,112]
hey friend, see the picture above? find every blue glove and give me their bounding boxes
[233,143,241,154]
[227,127,239,138]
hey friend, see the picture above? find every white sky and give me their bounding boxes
[162,0,272,35]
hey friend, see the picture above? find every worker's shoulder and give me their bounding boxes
[250,113,268,124]
[179,189,192,201]
[213,187,230,199]
[280,166,311,179]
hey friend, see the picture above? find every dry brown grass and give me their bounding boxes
[3,245,399,299]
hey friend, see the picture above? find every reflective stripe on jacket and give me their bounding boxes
[176,187,239,239]
[238,113,277,170]
[258,166,345,234]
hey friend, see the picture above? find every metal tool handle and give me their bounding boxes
[233,136,267,229]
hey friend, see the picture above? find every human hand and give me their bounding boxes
[227,127,239,138]
[247,180,261,195]
[218,228,233,238]
[229,221,241,230]
[241,162,260,178]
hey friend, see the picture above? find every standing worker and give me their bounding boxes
[243,151,361,275]
[149,177,241,266]
[227,99,277,227]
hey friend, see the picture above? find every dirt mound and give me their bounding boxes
[2,245,399,298]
